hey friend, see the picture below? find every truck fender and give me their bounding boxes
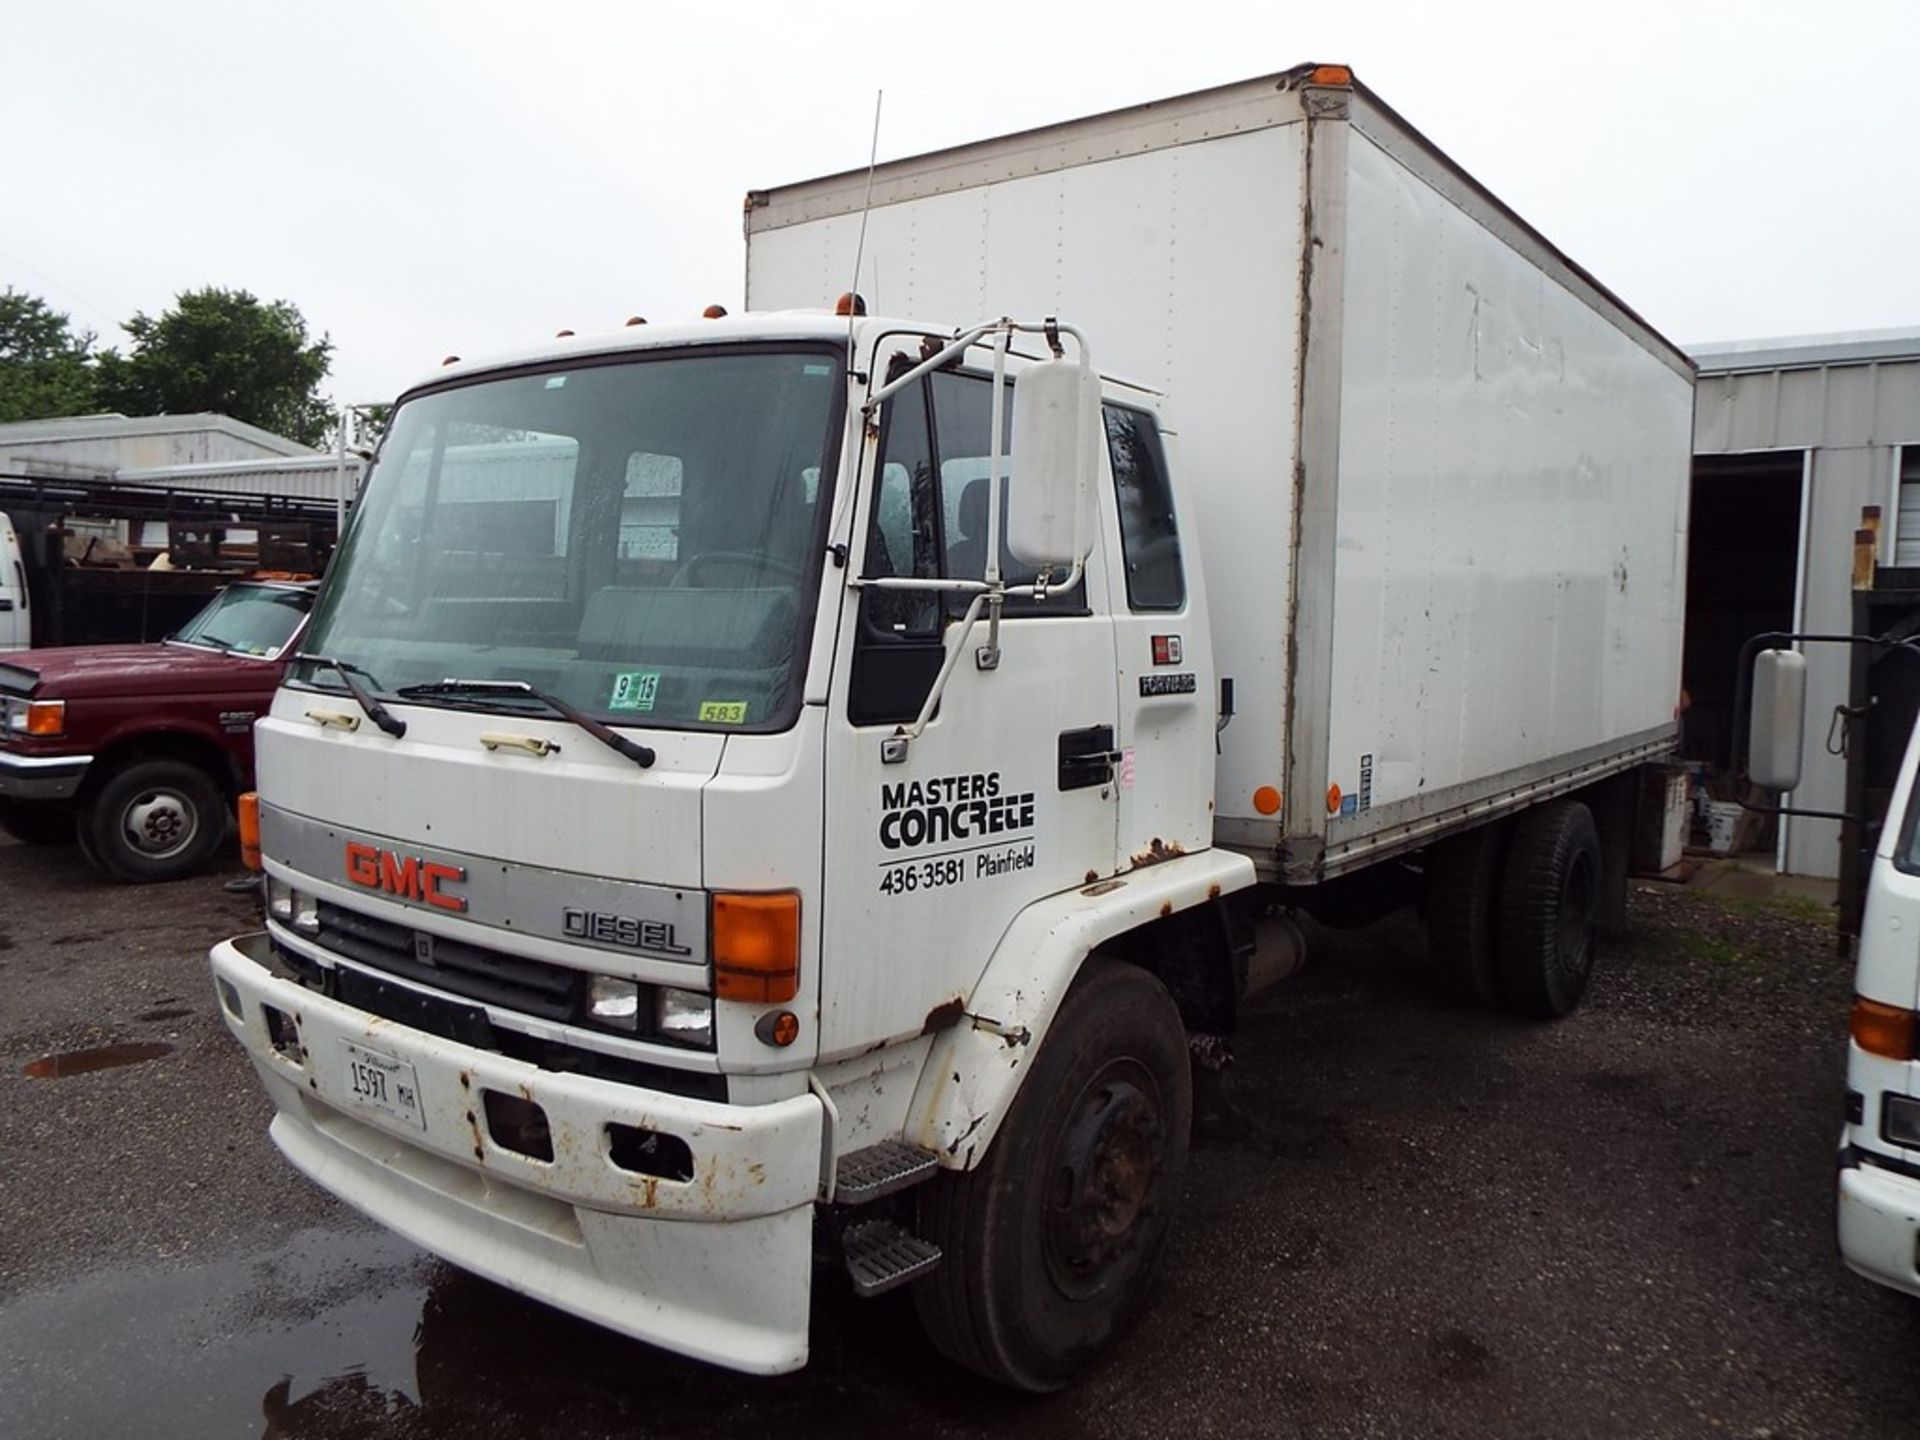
[904,847,1257,1170]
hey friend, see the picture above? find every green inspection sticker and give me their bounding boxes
[699,700,749,724]
[609,670,660,712]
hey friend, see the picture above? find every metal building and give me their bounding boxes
[1689,327,1920,878]
[0,412,361,501]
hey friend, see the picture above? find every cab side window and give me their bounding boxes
[863,380,941,639]
[848,362,1088,727]
[1105,406,1185,611]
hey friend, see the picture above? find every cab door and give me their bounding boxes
[817,338,1119,1060]
[1102,409,1216,865]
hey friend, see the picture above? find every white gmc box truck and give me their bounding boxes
[210,64,1693,1390]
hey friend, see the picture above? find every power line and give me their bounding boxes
[0,245,135,339]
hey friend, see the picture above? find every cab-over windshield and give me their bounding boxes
[297,347,844,732]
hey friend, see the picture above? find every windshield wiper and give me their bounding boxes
[291,654,408,739]
[396,679,656,769]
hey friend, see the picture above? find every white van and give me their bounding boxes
[0,514,28,651]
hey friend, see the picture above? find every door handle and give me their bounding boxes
[1058,724,1118,791]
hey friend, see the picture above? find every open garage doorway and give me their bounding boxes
[1681,451,1805,778]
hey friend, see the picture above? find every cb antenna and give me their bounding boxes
[846,89,883,360]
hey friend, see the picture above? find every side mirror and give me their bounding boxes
[1007,357,1101,570]
[1748,648,1808,791]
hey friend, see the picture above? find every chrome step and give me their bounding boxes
[834,1138,940,1203]
[843,1218,942,1297]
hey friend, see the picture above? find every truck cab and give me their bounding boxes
[1838,716,1920,1292]
[210,312,1252,1388]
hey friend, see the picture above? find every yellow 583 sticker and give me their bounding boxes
[698,700,748,724]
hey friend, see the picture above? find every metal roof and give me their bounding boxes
[0,412,317,456]
[1689,326,1920,376]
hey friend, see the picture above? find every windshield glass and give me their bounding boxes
[295,347,843,732]
[171,584,311,658]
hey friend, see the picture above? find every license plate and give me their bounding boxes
[338,1039,426,1130]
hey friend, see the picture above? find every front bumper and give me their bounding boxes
[0,749,91,801]
[210,931,827,1373]
[1838,1144,1920,1299]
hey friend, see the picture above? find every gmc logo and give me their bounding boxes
[344,842,467,913]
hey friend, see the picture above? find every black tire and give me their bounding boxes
[82,759,227,883]
[0,798,76,846]
[913,962,1191,1392]
[1496,800,1603,1018]
[1425,822,1509,1005]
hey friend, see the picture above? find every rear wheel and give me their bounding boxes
[1425,822,1509,1005]
[1496,800,1603,1017]
[914,962,1191,1391]
[82,759,227,883]
[0,798,76,846]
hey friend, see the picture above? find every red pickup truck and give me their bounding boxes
[0,580,313,882]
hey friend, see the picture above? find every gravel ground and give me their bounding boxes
[2,832,1916,1439]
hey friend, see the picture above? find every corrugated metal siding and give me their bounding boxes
[1897,448,1920,566]
[114,459,360,501]
[1696,358,1920,454]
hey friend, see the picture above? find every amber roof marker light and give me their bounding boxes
[1309,64,1354,87]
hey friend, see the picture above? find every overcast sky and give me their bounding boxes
[3,0,1915,410]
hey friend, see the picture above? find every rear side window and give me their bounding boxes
[1105,406,1184,611]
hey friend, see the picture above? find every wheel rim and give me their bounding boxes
[1043,1063,1166,1300]
[119,788,199,859]
[1557,849,1597,979]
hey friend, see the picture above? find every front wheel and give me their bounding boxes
[82,759,227,883]
[914,962,1191,1391]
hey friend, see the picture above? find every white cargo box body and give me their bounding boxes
[746,66,1693,882]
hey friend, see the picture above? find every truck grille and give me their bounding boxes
[315,901,582,1022]
[267,937,727,1101]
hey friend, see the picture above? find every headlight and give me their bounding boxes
[587,975,641,1030]
[265,877,319,934]
[656,987,714,1049]
[4,698,64,737]
[1884,1093,1920,1148]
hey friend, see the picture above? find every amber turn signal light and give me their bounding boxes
[21,700,65,737]
[237,791,262,872]
[713,891,801,1003]
[1851,995,1917,1061]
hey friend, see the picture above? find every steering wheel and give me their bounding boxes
[669,551,804,587]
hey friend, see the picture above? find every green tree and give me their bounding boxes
[0,288,97,422]
[94,287,334,447]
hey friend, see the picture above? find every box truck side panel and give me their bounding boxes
[1309,126,1691,872]
[746,124,1310,833]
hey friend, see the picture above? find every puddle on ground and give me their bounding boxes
[0,1222,1080,1440]
[21,1041,174,1078]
